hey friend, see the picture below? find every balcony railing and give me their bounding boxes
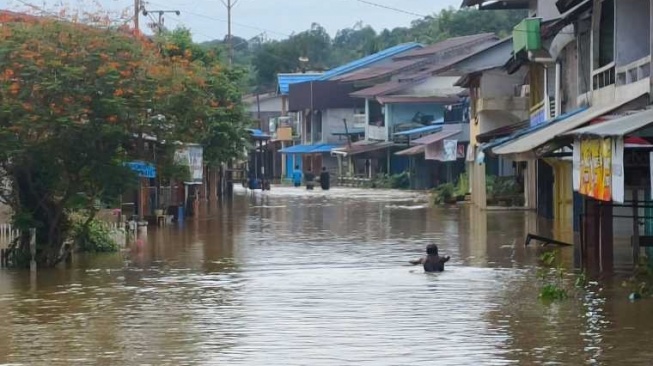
[592,62,616,90]
[616,56,651,87]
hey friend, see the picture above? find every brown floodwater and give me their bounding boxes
[0,186,652,365]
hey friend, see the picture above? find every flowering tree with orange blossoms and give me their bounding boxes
[0,16,249,267]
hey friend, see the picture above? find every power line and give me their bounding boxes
[352,0,428,18]
[147,1,290,37]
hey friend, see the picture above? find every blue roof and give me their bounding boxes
[277,73,323,95]
[247,128,271,140]
[483,107,589,152]
[279,143,342,154]
[394,124,443,136]
[332,128,365,136]
[318,42,422,81]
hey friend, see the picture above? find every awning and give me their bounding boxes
[492,94,647,156]
[332,128,365,136]
[395,145,425,156]
[394,124,442,137]
[564,108,653,137]
[411,126,462,145]
[279,143,342,154]
[476,120,529,143]
[332,141,395,157]
[247,128,271,140]
[377,96,460,105]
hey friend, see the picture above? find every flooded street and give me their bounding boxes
[1,187,653,365]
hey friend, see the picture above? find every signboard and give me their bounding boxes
[125,161,156,178]
[174,145,204,184]
[443,139,458,161]
[576,137,619,202]
[530,102,548,127]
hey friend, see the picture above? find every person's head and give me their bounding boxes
[322,167,326,171]
[295,165,299,170]
[426,244,439,255]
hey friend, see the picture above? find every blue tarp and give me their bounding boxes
[277,73,323,95]
[279,144,342,154]
[125,161,156,178]
[394,124,443,136]
[247,128,271,140]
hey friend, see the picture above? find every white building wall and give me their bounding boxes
[244,95,283,114]
[401,76,463,96]
[323,108,357,144]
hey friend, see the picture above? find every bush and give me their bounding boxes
[366,172,410,189]
[70,218,120,253]
[432,183,456,205]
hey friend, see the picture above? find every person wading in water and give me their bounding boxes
[305,168,316,190]
[319,167,330,190]
[409,244,450,272]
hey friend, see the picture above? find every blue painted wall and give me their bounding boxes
[285,154,302,179]
[391,155,409,174]
[389,103,445,127]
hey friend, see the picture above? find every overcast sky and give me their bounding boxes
[3,0,461,42]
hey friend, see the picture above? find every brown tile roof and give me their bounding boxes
[393,33,499,60]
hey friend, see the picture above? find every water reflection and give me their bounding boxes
[0,187,651,365]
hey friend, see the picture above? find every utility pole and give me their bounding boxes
[141,6,180,35]
[134,0,140,31]
[221,0,240,66]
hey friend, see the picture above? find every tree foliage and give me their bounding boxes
[0,16,247,267]
[226,7,526,90]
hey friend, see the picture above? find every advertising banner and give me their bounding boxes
[174,145,204,184]
[576,137,617,202]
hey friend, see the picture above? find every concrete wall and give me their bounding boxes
[245,95,283,114]
[560,43,579,112]
[401,76,463,96]
[615,0,650,67]
[535,0,561,20]
[479,69,526,98]
[323,108,360,144]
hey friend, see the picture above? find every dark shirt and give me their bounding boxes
[423,254,450,272]
[305,172,315,184]
[320,171,330,189]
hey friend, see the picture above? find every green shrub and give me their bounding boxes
[432,183,456,205]
[70,218,119,253]
[537,251,568,302]
[366,172,410,189]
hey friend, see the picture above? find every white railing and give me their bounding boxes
[592,62,616,90]
[0,223,19,250]
[616,55,651,86]
[352,114,366,129]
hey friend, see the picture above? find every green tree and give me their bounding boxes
[0,16,247,267]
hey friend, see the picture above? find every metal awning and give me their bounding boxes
[332,128,365,136]
[395,145,425,156]
[492,93,647,156]
[247,128,271,140]
[279,143,342,154]
[394,124,442,137]
[332,141,395,157]
[411,126,462,145]
[564,109,653,137]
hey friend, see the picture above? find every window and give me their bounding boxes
[368,101,384,127]
[593,0,615,69]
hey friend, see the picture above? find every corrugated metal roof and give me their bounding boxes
[393,33,498,60]
[277,73,323,95]
[411,126,462,145]
[394,124,443,136]
[317,42,423,81]
[377,96,460,105]
[492,94,647,155]
[332,141,395,157]
[395,145,425,156]
[564,109,653,137]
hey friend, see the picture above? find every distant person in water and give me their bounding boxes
[305,168,316,190]
[320,167,330,190]
[409,244,450,272]
[292,165,303,187]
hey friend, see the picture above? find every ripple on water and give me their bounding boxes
[0,188,651,365]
